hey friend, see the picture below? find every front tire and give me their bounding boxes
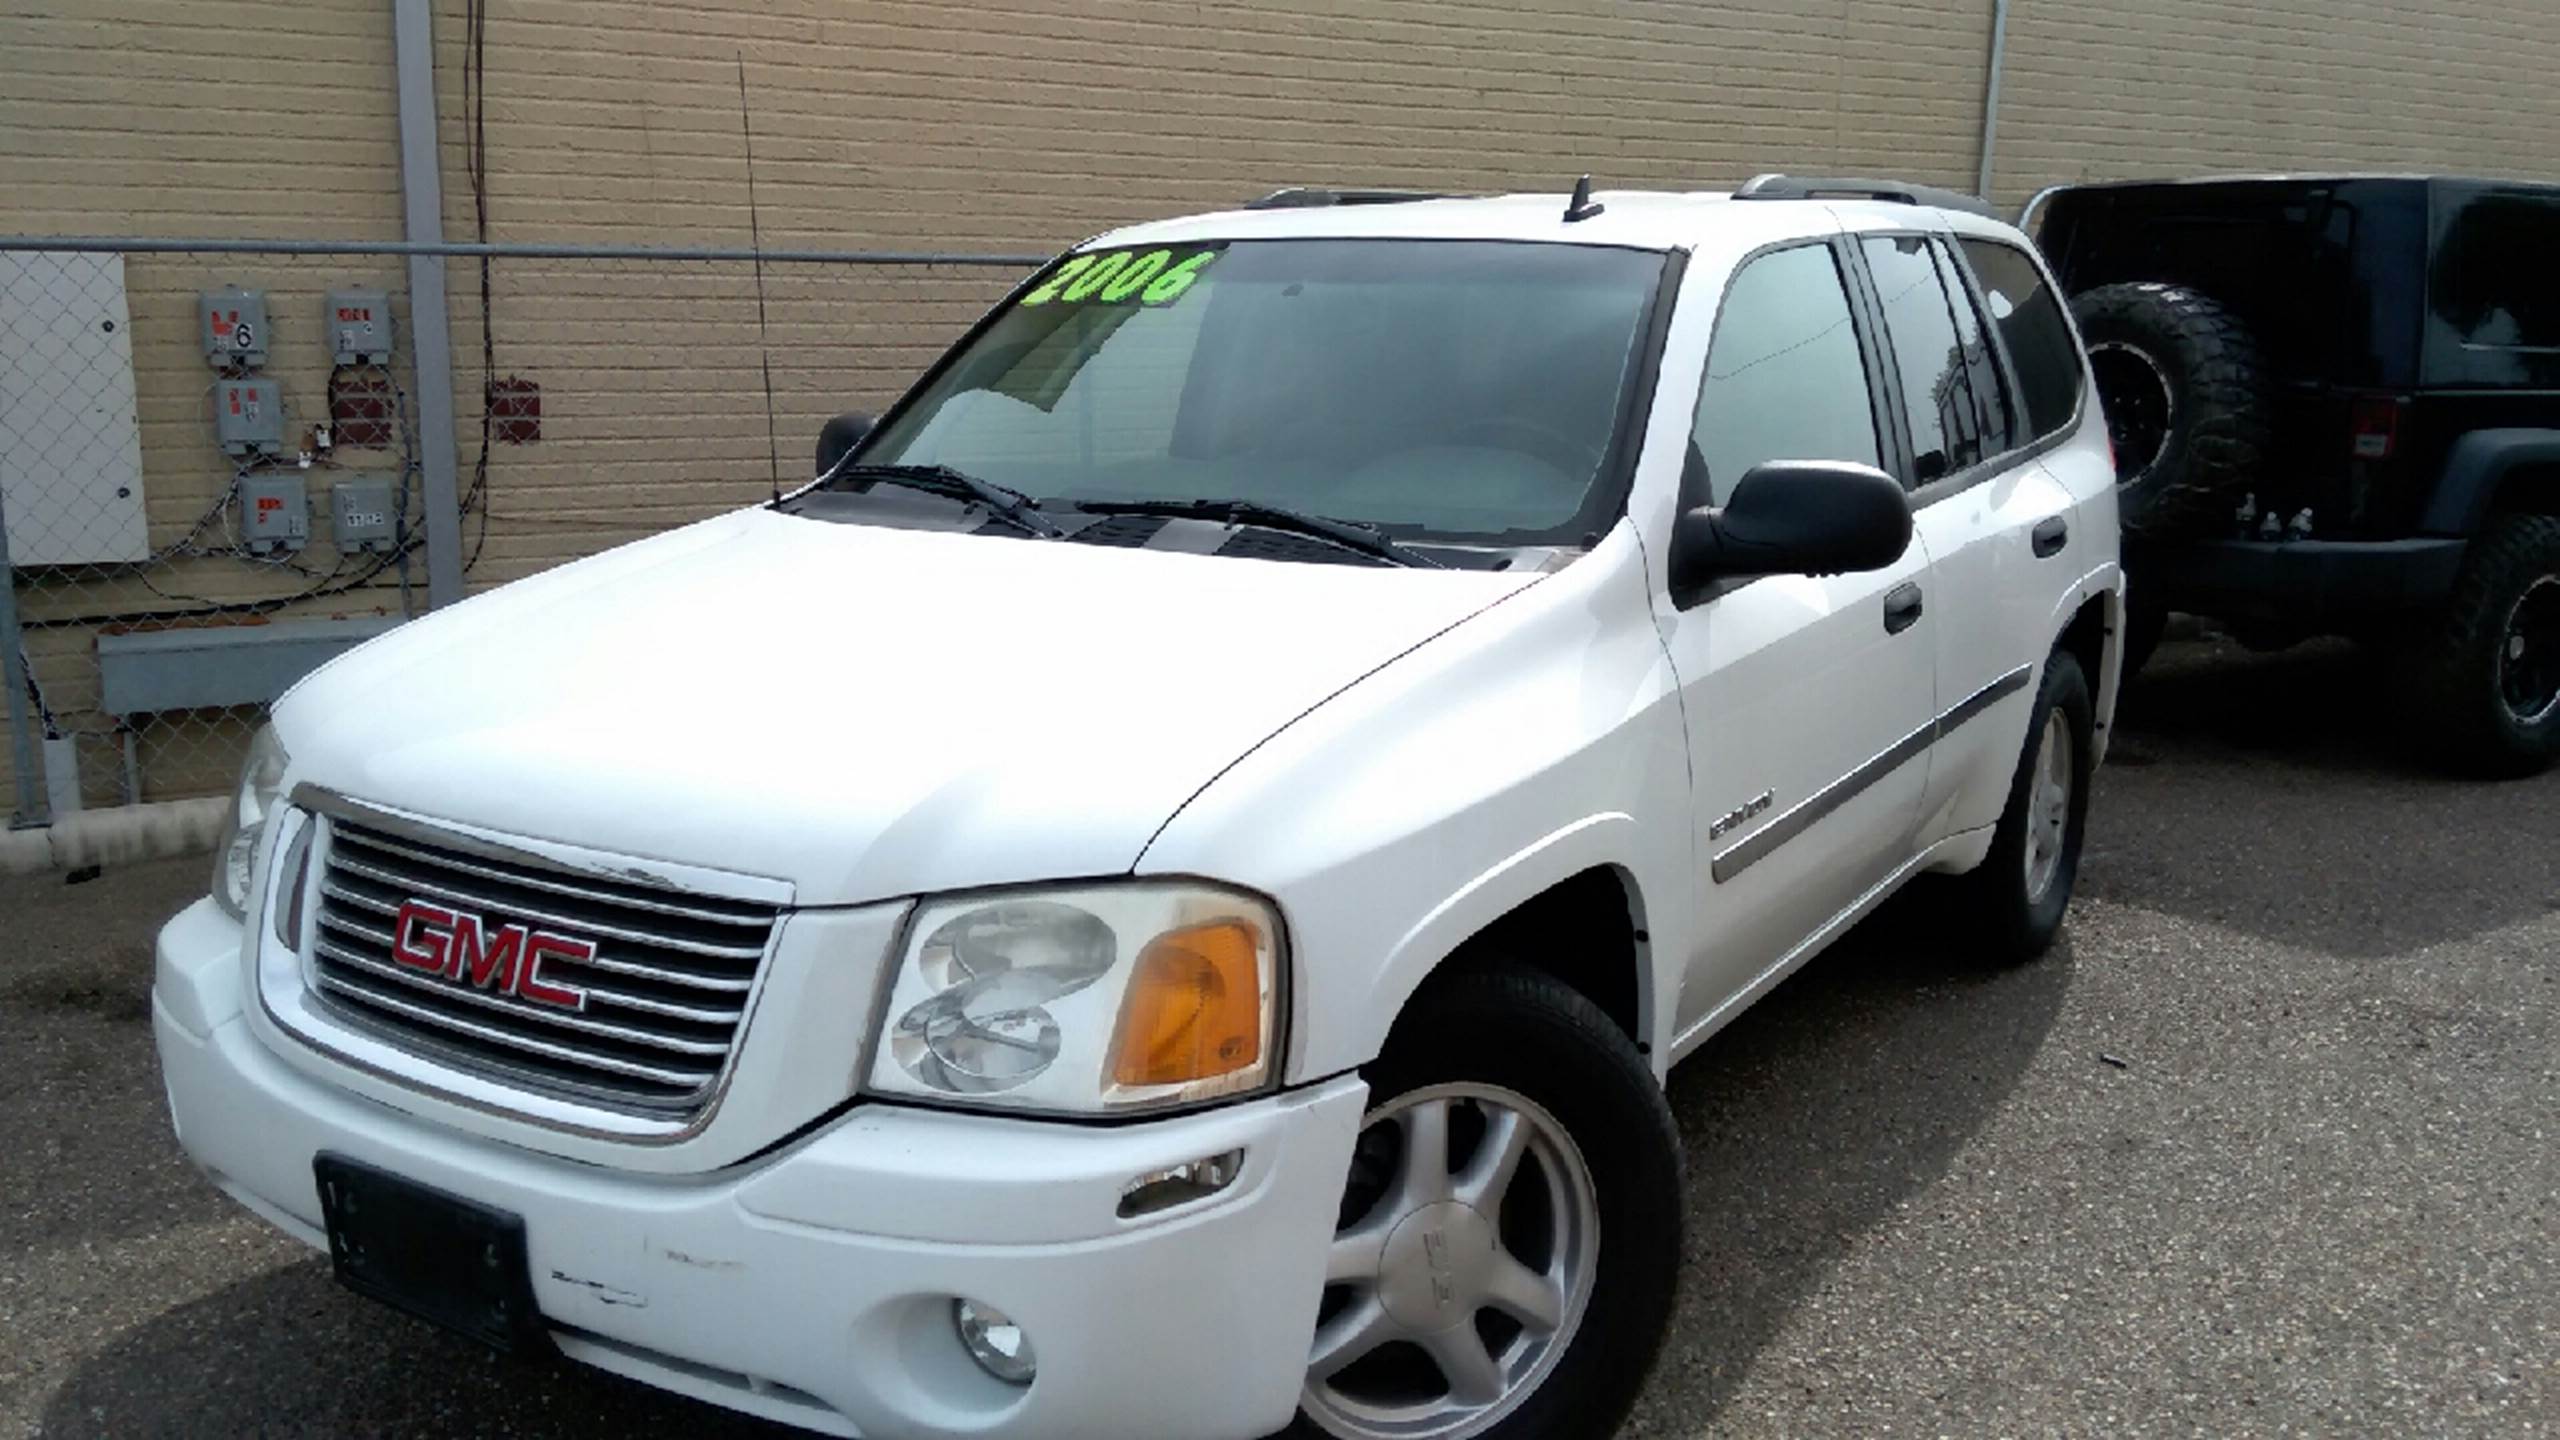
[1289,968,1680,1440]
[1950,650,2095,965]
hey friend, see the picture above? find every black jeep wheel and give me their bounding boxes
[2395,514,2560,776]
[2071,283,2270,540]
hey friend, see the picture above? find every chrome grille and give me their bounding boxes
[305,818,781,1117]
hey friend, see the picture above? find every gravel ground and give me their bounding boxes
[2,636,2552,1438]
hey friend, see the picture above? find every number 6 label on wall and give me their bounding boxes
[1020,247,1220,309]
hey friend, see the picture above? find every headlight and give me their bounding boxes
[209,724,290,921]
[867,883,1283,1115]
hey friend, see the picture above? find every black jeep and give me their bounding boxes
[2031,175,2560,775]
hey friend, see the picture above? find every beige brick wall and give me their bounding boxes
[428,0,1998,592]
[2,0,404,237]
[1990,0,2560,202]
[431,0,1996,250]
[8,0,2560,809]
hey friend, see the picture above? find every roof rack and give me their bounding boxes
[1734,173,1999,221]
[1242,187,1452,210]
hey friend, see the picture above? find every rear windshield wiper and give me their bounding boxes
[822,462,1064,538]
[1073,497,1443,569]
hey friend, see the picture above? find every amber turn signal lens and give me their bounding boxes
[1109,920,1264,1088]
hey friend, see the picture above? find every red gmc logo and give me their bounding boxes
[391,898,594,1012]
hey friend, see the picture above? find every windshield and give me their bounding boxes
[854,239,1667,545]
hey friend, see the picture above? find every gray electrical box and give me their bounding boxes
[239,473,309,555]
[214,376,284,455]
[330,474,399,552]
[325,288,392,366]
[200,286,269,369]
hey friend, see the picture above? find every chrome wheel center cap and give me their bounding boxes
[1376,1201,1498,1330]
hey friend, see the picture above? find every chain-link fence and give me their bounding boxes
[2,239,1039,829]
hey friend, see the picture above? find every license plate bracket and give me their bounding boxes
[314,1152,550,1354]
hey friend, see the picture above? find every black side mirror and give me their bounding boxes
[1668,460,1913,601]
[815,411,875,479]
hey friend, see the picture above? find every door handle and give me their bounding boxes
[1883,582,1925,634]
[2031,516,2069,558]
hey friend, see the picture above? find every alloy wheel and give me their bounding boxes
[2023,708,2074,903]
[1300,1083,1600,1440]
[2499,574,2560,726]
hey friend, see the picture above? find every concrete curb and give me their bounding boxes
[0,797,229,877]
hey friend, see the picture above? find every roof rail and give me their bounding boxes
[1734,173,2000,221]
[1242,187,1452,211]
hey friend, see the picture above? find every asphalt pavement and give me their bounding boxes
[3,635,2553,1437]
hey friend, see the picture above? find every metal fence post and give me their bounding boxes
[395,0,466,609]
[0,495,44,829]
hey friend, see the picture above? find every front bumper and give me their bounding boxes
[155,902,1365,1440]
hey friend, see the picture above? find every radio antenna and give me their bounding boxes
[737,54,782,503]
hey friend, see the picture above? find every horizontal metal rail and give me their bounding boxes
[314,932,735,1057]
[0,235,1048,266]
[327,853,771,960]
[316,907,749,1025]
[319,880,759,993]
[334,827,775,927]
[312,965,721,1088]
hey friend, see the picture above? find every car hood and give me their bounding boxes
[276,508,1537,903]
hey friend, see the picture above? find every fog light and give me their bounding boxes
[953,1298,1036,1386]
[1117,1147,1246,1218]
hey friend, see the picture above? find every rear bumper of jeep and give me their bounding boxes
[2126,536,2466,631]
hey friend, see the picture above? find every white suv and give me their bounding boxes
[154,176,2122,1440]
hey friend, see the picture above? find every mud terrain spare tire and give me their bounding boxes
[2071,282,2269,539]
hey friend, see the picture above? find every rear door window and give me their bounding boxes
[1958,238,2084,440]
[1861,235,1990,483]
[1931,240,2015,458]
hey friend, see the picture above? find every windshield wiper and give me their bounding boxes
[823,463,1065,538]
[1073,498,1443,569]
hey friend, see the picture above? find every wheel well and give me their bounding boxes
[1439,867,1646,1049]
[2058,593,2110,685]
[2490,462,2560,517]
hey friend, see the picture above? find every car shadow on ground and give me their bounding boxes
[2109,634,2417,773]
[38,1260,800,1438]
[2088,636,2560,961]
[1624,909,2074,1436]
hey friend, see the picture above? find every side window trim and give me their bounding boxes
[1859,226,2093,511]
[1683,235,1895,507]
[1926,237,2012,462]
[1948,234,2092,448]
[1941,236,2036,445]
[1674,235,1897,611]
[1851,228,1984,491]
[1833,233,1919,489]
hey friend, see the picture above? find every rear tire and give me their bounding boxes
[1948,651,2094,966]
[2072,283,2269,540]
[2391,514,2560,777]
[1288,967,1680,1440]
